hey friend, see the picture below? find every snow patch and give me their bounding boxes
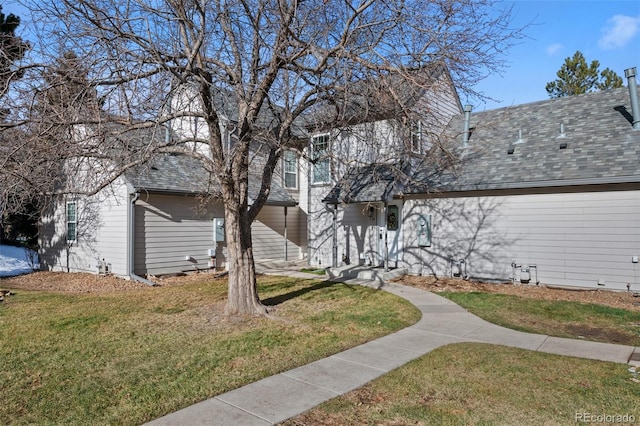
[0,244,39,277]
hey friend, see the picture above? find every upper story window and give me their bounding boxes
[66,202,77,242]
[410,120,423,153]
[311,134,331,184]
[283,150,297,189]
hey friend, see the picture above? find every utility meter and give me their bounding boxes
[213,218,225,242]
[417,214,431,247]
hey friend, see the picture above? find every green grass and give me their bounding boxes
[283,343,640,425]
[281,290,640,424]
[300,267,327,275]
[440,292,640,346]
[0,275,420,425]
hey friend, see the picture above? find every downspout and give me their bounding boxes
[283,205,288,261]
[624,67,640,130]
[332,203,338,267]
[383,201,389,273]
[129,192,156,286]
[306,150,312,266]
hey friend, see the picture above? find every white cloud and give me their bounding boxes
[546,43,563,56]
[598,14,640,50]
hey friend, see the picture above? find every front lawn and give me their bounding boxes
[283,343,640,425]
[441,291,640,346]
[0,274,420,425]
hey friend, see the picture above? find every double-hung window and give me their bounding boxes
[66,202,77,242]
[311,134,330,184]
[283,151,297,189]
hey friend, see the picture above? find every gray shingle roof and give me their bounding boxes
[322,163,404,204]
[324,86,640,203]
[125,154,297,206]
[406,86,640,194]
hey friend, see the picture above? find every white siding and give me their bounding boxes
[39,179,130,276]
[307,194,337,267]
[305,74,462,268]
[402,189,640,291]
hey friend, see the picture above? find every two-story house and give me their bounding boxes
[302,64,463,271]
[38,64,465,282]
[315,67,640,292]
[39,84,307,281]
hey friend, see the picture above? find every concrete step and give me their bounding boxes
[255,258,306,270]
[327,265,407,283]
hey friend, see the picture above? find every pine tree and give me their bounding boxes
[0,5,28,97]
[545,51,623,98]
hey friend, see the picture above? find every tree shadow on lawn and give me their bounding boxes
[261,280,355,306]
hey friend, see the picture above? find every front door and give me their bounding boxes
[376,201,402,269]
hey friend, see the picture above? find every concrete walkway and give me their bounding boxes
[146,275,640,426]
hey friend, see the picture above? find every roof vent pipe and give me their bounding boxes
[624,67,640,130]
[462,104,472,146]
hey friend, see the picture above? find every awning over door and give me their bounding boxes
[322,163,403,204]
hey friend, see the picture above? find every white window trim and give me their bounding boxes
[311,134,331,185]
[283,150,298,189]
[66,201,77,243]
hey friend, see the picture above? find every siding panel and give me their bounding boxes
[252,205,305,261]
[134,195,306,276]
[403,189,640,291]
[134,194,224,276]
[39,179,130,276]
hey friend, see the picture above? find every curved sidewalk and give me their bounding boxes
[146,278,640,426]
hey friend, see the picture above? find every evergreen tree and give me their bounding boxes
[0,5,29,244]
[0,5,28,98]
[37,51,100,120]
[546,51,623,98]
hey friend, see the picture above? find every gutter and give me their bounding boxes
[129,192,156,286]
[400,175,640,198]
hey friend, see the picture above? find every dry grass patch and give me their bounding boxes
[0,272,420,425]
[398,276,640,346]
[283,343,640,426]
[399,275,640,312]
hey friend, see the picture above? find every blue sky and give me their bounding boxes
[3,1,639,112]
[473,0,640,110]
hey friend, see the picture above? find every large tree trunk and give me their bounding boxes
[224,204,269,316]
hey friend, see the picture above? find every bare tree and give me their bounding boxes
[8,0,522,316]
